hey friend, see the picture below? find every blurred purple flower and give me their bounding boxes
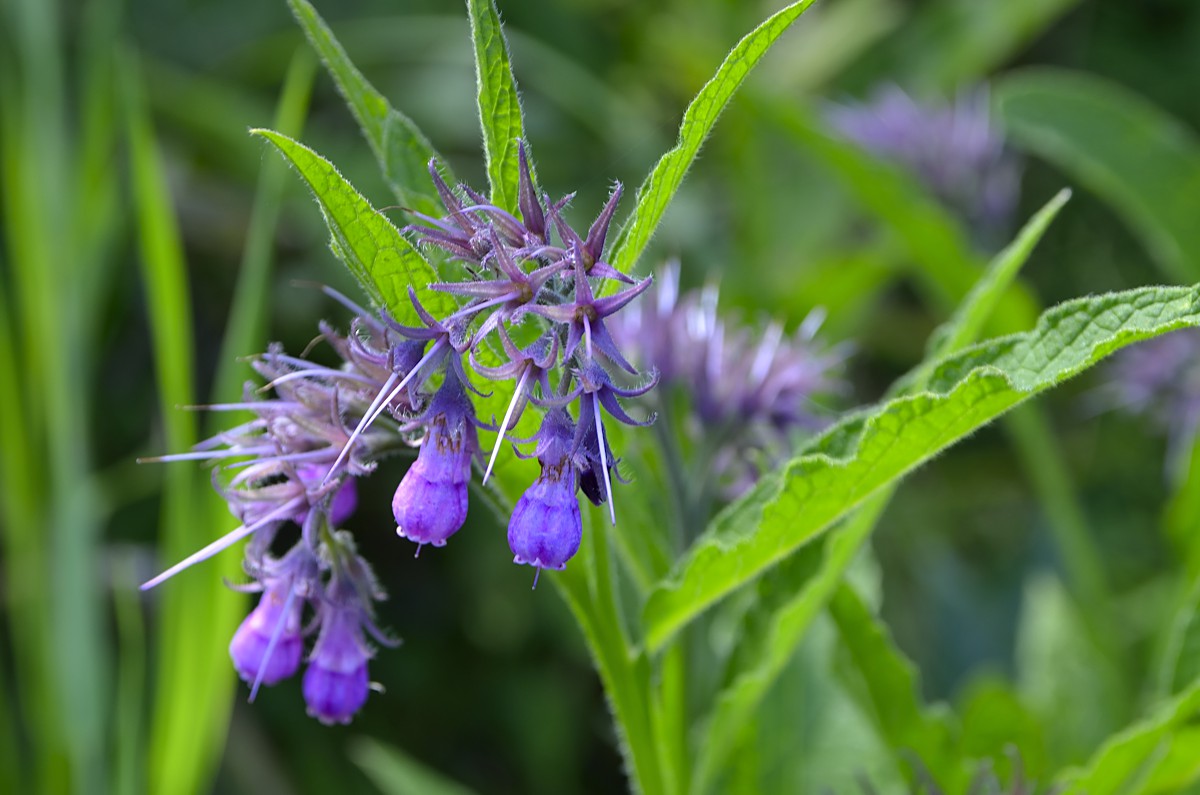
[609,262,847,494]
[825,86,1022,241]
[1103,329,1200,467]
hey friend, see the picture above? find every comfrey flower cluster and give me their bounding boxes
[140,144,656,722]
[610,262,845,495]
[824,86,1022,241]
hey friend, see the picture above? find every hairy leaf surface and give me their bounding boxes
[644,285,1200,650]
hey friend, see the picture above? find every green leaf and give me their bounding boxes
[609,0,818,275]
[995,69,1200,284]
[931,189,1070,359]
[691,494,887,794]
[126,53,238,795]
[287,0,450,217]
[829,582,967,791]
[897,189,1071,392]
[643,284,1200,651]
[690,189,1072,793]
[467,0,524,214]
[351,738,479,795]
[1157,579,1200,700]
[251,128,454,325]
[1055,681,1200,795]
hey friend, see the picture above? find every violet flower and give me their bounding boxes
[508,409,583,582]
[825,86,1022,242]
[393,367,482,552]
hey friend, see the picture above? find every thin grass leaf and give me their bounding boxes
[288,0,450,216]
[467,0,525,214]
[6,0,109,787]
[0,31,63,795]
[643,284,1200,650]
[112,552,147,795]
[124,51,240,795]
[214,51,316,396]
[609,0,818,275]
[252,128,455,325]
[352,738,479,795]
[0,268,28,795]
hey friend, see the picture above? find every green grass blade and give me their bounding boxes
[252,128,455,325]
[351,738,480,795]
[124,51,238,795]
[112,552,147,795]
[214,51,315,395]
[643,285,1200,650]
[0,263,30,794]
[609,0,817,275]
[995,69,1200,284]
[287,0,450,216]
[467,0,525,213]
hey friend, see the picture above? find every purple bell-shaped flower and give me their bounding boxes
[393,367,480,551]
[302,591,373,725]
[229,577,304,688]
[228,544,318,695]
[508,409,582,582]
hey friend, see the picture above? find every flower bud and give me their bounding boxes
[229,578,304,687]
[302,602,372,725]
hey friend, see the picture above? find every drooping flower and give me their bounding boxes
[301,539,394,725]
[393,367,481,552]
[508,409,582,580]
[229,543,320,695]
[141,130,663,721]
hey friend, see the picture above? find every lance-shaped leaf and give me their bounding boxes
[288,0,451,217]
[690,190,1071,792]
[252,128,455,326]
[467,0,525,214]
[643,284,1200,651]
[995,69,1200,284]
[609,0,817,275]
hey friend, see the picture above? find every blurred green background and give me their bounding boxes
[3,0,1200,793]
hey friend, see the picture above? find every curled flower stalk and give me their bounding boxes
[139,141,658,720]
